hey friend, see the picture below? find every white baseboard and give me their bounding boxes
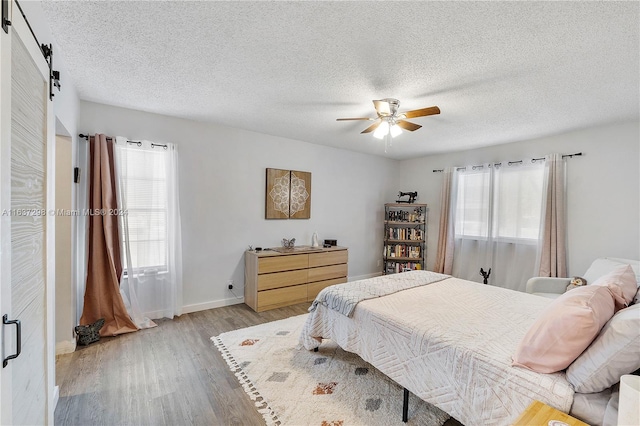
[180,274,381,315]
[182,296,244,314]
[55,339,76,355]
[348,272,382,281]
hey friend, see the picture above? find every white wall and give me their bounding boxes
[80,101,398,310]
[394,120,640,278]
[54,136,74,351]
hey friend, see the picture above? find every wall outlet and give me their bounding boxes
[227,280,233,290]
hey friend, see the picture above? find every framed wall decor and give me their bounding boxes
[265,168,311,219]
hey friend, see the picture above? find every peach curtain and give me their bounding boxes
[537,153,567,277]
[434,168,454,274]
[79,134,138,336]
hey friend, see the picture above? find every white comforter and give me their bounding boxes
[300,275,574,426]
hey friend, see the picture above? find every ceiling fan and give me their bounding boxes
[336,98,440,140]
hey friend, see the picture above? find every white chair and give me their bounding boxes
[526,257,640,299]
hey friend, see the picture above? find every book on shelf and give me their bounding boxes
[384,244,421,259]
[386,207,425,223]
[384,261,423,274]
[387,227,423,241]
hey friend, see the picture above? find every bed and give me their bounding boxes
[299,271,622,426]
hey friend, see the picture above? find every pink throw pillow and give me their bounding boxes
[591,264,637,311]
[512,285,615,373]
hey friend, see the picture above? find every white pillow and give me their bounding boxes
[566,304,640,393]
[583,258,630,284]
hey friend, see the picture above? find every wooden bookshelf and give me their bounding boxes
[383,203,427,274]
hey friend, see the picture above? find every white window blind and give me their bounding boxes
[118,145,169,270]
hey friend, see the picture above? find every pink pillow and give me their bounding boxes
[512,285,615,373]
[592,264,637,311]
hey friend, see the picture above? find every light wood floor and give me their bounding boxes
[55,302,462,425]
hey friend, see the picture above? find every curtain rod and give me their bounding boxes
[79,134,169,149]
[432,152,582,172]
[79,133,112,141]
[79,134,145,146]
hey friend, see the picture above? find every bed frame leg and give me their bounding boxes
[402,387,409,423]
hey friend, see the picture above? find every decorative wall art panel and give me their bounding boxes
[265,168,311,219]
[289,170,311,219]
[266,168,291,219]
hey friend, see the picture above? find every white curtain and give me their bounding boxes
[115,137,183,325]
[450,160,546,291]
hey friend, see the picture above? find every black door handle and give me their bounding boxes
[3,314,21,368]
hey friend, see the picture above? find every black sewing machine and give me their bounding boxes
[396,191,418,203]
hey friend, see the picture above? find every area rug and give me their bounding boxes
[212,314,450,426]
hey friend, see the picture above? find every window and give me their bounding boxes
[117,146,169,270]
[454,163,544,242]
[448,158,561,291]
[492,165,544,241]
[454,169,490,238]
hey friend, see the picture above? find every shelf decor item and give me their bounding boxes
[282,238,296,248]
[383,203,427,274]
[396,191,418,203]
[266,168,311,219]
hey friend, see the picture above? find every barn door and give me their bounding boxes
[0,0,55,424]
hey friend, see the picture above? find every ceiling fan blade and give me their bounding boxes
[361,120,382,134]
[373,100,391,116]
[403,106,441,119]
[396,120,422,131]
[336,117,375,121]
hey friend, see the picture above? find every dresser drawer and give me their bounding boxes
[258,254,308,273]
[307,277,347,302]
[258,269,308,291]
[308,263,348,282]
[257,285,307,310]
[309,250,348,267]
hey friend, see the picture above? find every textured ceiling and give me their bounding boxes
[41,1,639,159]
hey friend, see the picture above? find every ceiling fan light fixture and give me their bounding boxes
[390,123,402,138]
[373,120,389,139]
[336,98,440,150]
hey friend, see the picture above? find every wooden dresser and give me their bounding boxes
[244,246,348,312]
